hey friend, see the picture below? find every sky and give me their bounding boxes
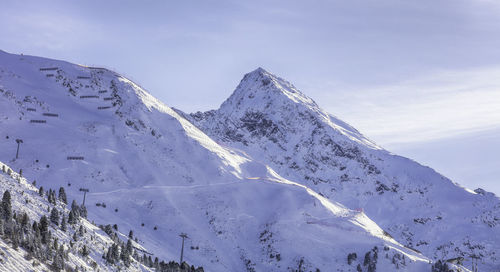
[1,0,499,194]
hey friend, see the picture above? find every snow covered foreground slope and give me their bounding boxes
[0,51,441,271]
[0,161,158,272]
[186,68,500,271]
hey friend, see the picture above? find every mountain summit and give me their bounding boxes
[191,67,379,151]
[220,67,319,112]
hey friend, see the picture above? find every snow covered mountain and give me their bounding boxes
[0,50,480,271]
[185,67,500,271]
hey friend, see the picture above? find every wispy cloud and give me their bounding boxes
[0,4,102,52]
[312,66,500,145]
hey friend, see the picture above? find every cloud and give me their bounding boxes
[0,3,105,53]
[389,126,500,195]
[314,66,500,145]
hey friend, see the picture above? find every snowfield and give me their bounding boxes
[0,50,488,271]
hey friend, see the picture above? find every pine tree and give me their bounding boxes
[68,210,76,225]
[105,243,120,264]
[1,190,12,221]
[81,244,89,257]
[71,200,80,218]
[78,225,84,236]
[60,215,67,231]
[364,251,371,266]
[39,186,44,196]
[120,244,131,267]
[113,244,120,262]
[12,231,19,249]
[39,215,49,244]
[58,187,67,204]
[50,208,59,226]
[52,246,65,271]
[20,212,29,230]
[432,260,452,272]
[154,257,159,270]
[105,246,114,264]
[53,238,59,250]
[34,222,41,240]
[80,204,87,218]
[126,239,133,254]
[47,189,56,205]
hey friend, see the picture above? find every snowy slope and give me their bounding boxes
[0,161,155,272]
[0,238,51,272]
[186,67,500,271]
[0,51,439,271]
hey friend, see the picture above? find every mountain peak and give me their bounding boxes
[248,66,268,75]
[195,67,381,151]
[240,67,275,86]
[219,67,318,115]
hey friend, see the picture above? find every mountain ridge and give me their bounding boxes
[0,50,444,271]
[187,66,500,271]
